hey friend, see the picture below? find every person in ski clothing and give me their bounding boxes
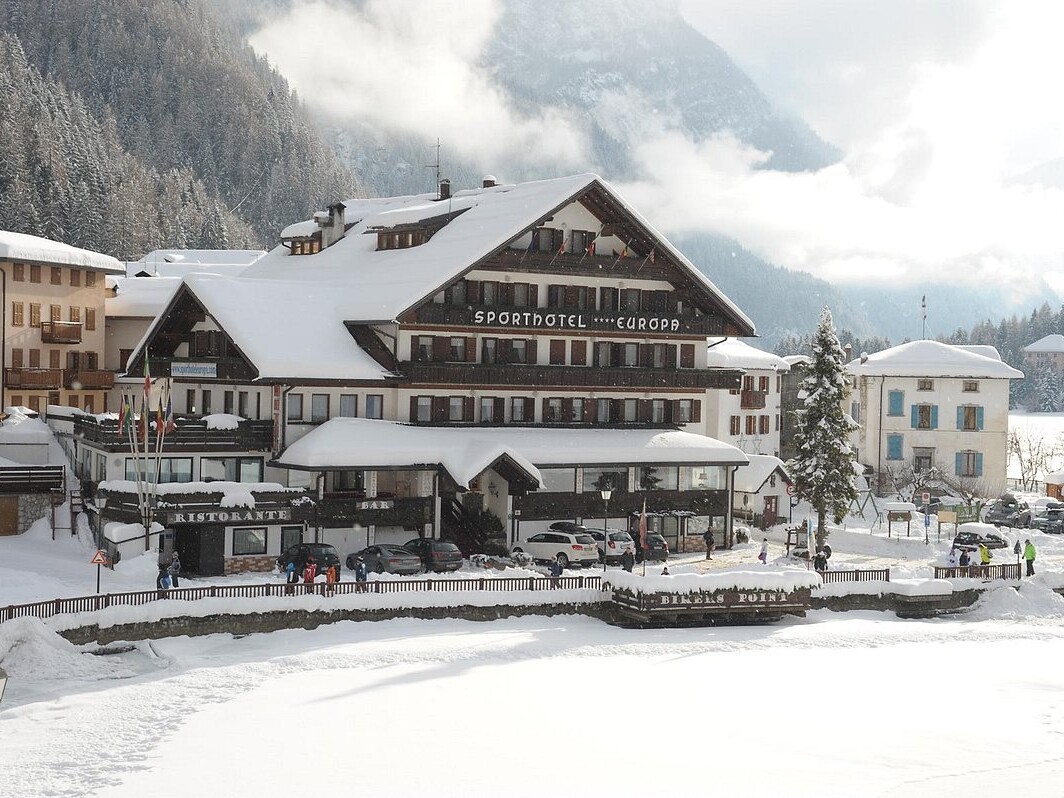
[946,547,959,576]
[661,565,670,576]
[303,557,317,586]
[758,538,769,564]
[621,548,635,572]
[284,560,297,594]
[354,556,368,592]
[703,530,714,560]
[1024,539,1036,576]
[168,552,181,588]
[548,555,564,587]
[813,548,828,572]
[958,549,971,568]
[156,564,170,590]
[325,564,339,595]
[978,542,992,566]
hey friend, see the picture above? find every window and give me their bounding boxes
[29,264,40,283]
[335,470,364,492]
[729,415,740,436]
[480,397,496,422]
[511,397,526,422]
[416,396,432,422]
[622,343,638,367]
[513,283,530,307]
[595,341,612,367]
[547,284,563,308]
[511,339,527,364]
[743,375,754,392]
[365,395,383,419]
[201,390,212,415]
[956,451,983,477]
[280,526,303,553]
[596,398,611,423]
[538,468,576,492]
[637,465,678,490]
[233,527,267,556]
[85,308,96,330]
[286,393,303,421]
[571,398,584,422]
[651,344,667,369]
[86,271,96,288]
[415,336,433,361]
[449,337,466,362]
[688,466,725,490]
[745,415,756,435]
[652,399,666,423]
[201,457,263,483]
[29,303,40,327]
[28,349,40,367]
[758,376,769,392]
[448,397,464,421]
[913,448,934,472]
[125,457,192,483]
[917,379,934,391]
[620,288,641,312]
[186,388,196,414]
[959,405,983,431]
[339,395,357,417]
[759,415,770,435]
[912,404,937,430]
[623,398,638,422]
[69,269,81,287]
[51,267,62,285]
[582,467,627,493]
[482,338,497,364]
[887,390,904,416]
[50,350,60,369]
[9,394,21,407]
[311,394,329,422]
[544,398,562,422]
[239,391,250,417]
[10,348,21,367]
[677,400,694,424]
[481,281,498,305]
[49,304,61,322]
[887,434,903,460]
[11,302,22,326]
[963,380,979,393]
[12,263,23,281]
[850,401,861,424]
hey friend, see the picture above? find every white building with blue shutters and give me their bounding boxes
[845,341,1023,496]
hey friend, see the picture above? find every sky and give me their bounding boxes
[248,1,1064,297]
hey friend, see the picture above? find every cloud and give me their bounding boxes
[248,0,589,170]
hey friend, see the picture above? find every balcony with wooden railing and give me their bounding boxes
[64,369,115,390]
[740,390,767,410]
[40,321,83,344]
[401,361,739,390]
[4,368,63,389]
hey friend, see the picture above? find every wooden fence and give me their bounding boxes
[817,568,890,584]
[0,575,603,624]
[931,564,1021,580]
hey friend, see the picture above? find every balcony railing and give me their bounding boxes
[64,369,114,390]
[4,368,62,389]
[40,321,82,344]
[401,361,739,390]
[740,390,767,410]
[73,416,274,451]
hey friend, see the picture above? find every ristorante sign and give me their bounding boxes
[471,309,681,333]
[166,508,293,524]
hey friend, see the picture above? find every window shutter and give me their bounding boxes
[911,405,919,429]
[528,284,539,306]
[955,452,963,475]
[549,339,566,365]
[466,280,481,304]
[409,396,418,423]
[638,344,652,368]
[975,452,983,476]
[638,399,652,423]
[465,337,476,362]
[563,285,579,308]
[463,396,474,422]
[432,397,447,422]
[499,339,513,364]
[680,344,695,368]
[956,406,963,430]
[494,397,505,421]
[888,390,903,416]
[611,343,622,367]
[691,400,702,423]
[526,339,538,364]
[931,405,938,429]
[541,397,550,420]
[432,337,449,362]
[977,406,984,430]
[612,399,623,423]
[571,340,587,366]
[666,346,677,369]
[669,400,679,424]
[582,399,594,423]
[524,397,535,421]
[562,398,573,420]
[499,283,515,305]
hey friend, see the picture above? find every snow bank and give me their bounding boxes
[966,581,1064,620]
[604,566,821,594]
[0,616,135,682]
[203,413,243,430]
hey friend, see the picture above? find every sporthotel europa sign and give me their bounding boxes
[471,309,682,333]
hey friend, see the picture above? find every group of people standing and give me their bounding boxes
[155,552,181,590]
[945,538,1037,575]
[284,556,352,594]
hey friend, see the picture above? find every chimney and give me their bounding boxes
[844,344,852,361]
[482,174,497,188]
[438,179,451,201]
[318,201,347,249]
[860,352,868,364]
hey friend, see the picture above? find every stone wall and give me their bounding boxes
[18,494,53,534]
[225,555,275,576]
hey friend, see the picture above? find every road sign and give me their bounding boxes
[90,550,108,565]
[786,484,798,497]
[924,512,931,528]
[921,492,930,505]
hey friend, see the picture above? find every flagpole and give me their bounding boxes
[611,238,632,269]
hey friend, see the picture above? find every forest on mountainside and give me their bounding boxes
[0,0,356,259]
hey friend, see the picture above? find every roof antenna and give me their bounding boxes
[426,138,441,193]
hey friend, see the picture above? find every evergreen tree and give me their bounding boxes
[790,307,859,545]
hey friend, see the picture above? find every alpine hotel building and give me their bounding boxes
[92,174,760,575]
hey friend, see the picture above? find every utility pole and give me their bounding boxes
[425,138,441,192]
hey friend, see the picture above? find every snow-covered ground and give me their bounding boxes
[1009,410,1064,481]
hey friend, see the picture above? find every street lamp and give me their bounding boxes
[600,486,612,571]
[0,667,7,704]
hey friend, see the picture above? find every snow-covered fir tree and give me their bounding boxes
[1034,363,1061,413]
[790,307,859,545]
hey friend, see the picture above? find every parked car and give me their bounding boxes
[951,523,1010,552]
[1030,503,1064,534]
[982,495,1031,527]
[403,538,464,572]
[347,545,423,575]
[277,543,341,574]
[582,528,635,564]
[511,531,599,567]
[635,533,670,562]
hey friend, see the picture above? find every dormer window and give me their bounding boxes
[287,236,321,256]
[376,229,426,250]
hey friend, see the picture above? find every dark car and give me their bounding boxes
[1030,504,1064,534]
[347,544,423,575]
[951,525,1010,552]
[635,533,669,562]
[404,538,464,572]
[982,496,1031,528]
[277,543,341,574]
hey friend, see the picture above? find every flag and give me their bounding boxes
[639,499,647,554]
[586,240,596,257]
[164,395,176,434]
[156,397,165,437]
[143,355,151,401]
[648,248,655,263]
[556,239,566,256]
[117,397,127,435]
[139,398,148,443]
[620,244,628,258]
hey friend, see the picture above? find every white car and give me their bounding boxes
[511,531,600,568]
[582,528,635,564]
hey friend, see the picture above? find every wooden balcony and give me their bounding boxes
[73,416,274,451]
[4,368,62,389]
[740,390,767,410]
[40,321,82,344]
[401,361,739,390]
[64,369,115,390]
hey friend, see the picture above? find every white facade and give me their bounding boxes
[704,339,789,457]
[847,341,1022,496]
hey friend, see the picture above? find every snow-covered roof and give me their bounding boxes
[705,338,790,372]
[1023,334,1064,353]
[733,455,791,494]
[129,249,265,278]
[275,418,749,488]
[782,355,811,367]
[846,340,1023,379]
[250,173,754,331]
[956,345,1002,361]
[0,410,52,443]
[107,277,182,318]
[0,230,123,273]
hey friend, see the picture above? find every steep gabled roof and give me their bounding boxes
[1023,334,1064,354]
[846,340,1023,379]
[733,455,791,494]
